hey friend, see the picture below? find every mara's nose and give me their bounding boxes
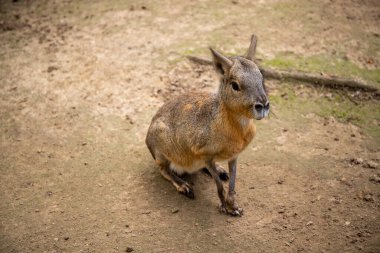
[253,100,270,120]
[254,101,270,112]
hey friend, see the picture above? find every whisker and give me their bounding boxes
[269,110,278,119]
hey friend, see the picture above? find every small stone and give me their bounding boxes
[363,194,374,202]
[106,231,110,236]
[171,208,179,214]
[64,236,69,241]
[277,177,284,184]
[350,158,363,165]
[306,221,313,226]
[249,186,255,189]
[334,137,339,141]
[142,210,151,214]
[54,237,58,241]
[369,174,380,183]
[345,221,351,226]
[47,66,58,73]
[125,247,134,252]
[365,161,378,169]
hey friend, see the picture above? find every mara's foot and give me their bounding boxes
[218,204,244,217]
[177,182,195,199]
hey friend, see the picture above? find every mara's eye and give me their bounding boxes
[231,81,240,91]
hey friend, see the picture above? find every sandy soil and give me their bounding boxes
[0,0,379,252]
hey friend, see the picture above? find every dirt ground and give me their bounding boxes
[0,0,379,252]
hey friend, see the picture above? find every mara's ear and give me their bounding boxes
[246,34,257,61]
[209,47,233,76]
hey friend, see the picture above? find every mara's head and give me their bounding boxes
[210,34,269,120]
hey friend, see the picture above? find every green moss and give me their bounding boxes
[268,83,380,143]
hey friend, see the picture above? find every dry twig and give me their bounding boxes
[186,56,379,94]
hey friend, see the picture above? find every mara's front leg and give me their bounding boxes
[206,159,242,216]
[226,158,243,216]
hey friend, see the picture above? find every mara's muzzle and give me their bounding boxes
[253,101,270,120]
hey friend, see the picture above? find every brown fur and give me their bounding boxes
[146,34,269,215]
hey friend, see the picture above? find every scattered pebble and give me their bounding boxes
[47,66,58,73]
[125,247,134,252]
[349,158,363,165]
[369,174,380,183]
[64,236,69,241]
[339,177,352,186]
[142,210,151,214]
[363,194,374,202]
[171,208,179,214]
[277,177,284,184]
[365,161,378,169]
[306,221,313,226]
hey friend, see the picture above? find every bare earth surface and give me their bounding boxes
[0,0,379,252]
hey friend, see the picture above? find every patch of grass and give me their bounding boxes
[268,83,380,142]
[262,52,380,87]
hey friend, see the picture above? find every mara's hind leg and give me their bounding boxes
[155,155,195,199]
[201,164,229,181]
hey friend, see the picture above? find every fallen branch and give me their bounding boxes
[187,56,379,93]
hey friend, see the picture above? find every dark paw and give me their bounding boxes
[178,184,195,199]
[219,171,229,181]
